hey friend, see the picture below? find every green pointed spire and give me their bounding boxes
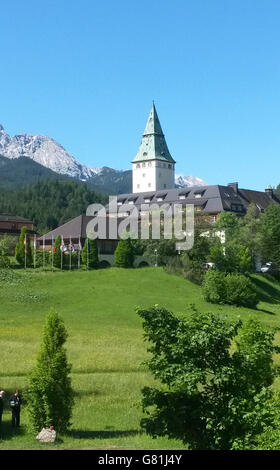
[132,103,175,163]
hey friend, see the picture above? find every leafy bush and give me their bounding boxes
[202,270,227,303]
[166,254,206,285]
[137,306,278,449]
[202,271,259,308]
[226,273,258,308]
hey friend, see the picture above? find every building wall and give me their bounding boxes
[132,161,175,193]
[0,221,33,231]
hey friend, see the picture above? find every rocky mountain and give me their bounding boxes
[175,174,207,187]
[0,124,207,193]
[0,124,94,180]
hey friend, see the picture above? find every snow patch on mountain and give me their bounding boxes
[0,125,94,180]
[175,174,207,187]
[0,124,206,189]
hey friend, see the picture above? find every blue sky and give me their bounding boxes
[1,0,280,190]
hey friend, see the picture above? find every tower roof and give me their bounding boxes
[132,103,175,163]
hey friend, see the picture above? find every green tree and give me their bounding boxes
[26,309,74,433]
[15,226,32,267]
[81,238,99,269]
[137,306,277,449]
[53,235,63,269]
[114,237,134,268]
[209,239,252,274]
[259,203,280,273]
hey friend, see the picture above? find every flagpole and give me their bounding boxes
[78,237,81,270]
[87,237,89,270]
[33,235,36,269]
[69,236,72,271]
[52,236,54,272]
[43,236,45,271]
[61,237,63,272]
[24,234,27,270]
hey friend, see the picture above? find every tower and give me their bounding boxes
[132,103,176,193]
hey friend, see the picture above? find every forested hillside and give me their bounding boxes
[0,179,108,234]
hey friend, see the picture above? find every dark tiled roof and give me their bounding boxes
[112,185,245,215]
[0,214,34,223]
[238,188,280,210]
[38,215,128,242]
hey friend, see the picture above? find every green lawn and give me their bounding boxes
[0,267,280,449]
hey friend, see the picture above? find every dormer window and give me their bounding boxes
[156,193,167,202]
[194,189,206,198]
[179,191,190,200]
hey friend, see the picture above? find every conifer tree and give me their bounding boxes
[81,238,99,269]
[26,309,74,433]
[53,235,63,269]
[15,226,32,267]
[114,237,134,268]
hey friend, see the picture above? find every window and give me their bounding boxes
[179,195,186,200]
[148,183,151,187]
[168,164,172,169]
[142,173,146,177]
[136,163,140,168]
[137,184,140,189]
[144,198,152,203]
[148,162,152,167]
[142,162,146,167]
[194,193,202,198]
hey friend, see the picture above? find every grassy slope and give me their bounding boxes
[0,267,279,449]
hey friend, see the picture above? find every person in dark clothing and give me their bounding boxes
[0,391,5,427]
[9,390,22,428]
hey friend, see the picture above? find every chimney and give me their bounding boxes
[228,182,238,193]
[265,186,274,198]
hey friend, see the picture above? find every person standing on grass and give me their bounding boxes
[9,390,22,428]
[0,390,5,427]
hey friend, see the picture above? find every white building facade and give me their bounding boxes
[132,104,176,193]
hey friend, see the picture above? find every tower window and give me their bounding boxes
[168,164,172,169]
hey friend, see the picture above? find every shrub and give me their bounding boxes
[226,273,258,308]
[166,254,205,285]
[136,306,278,449]
[202,271,259,308]
[202,270,227,303]
[114,238,134,268]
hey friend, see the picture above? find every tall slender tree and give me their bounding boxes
[15,226,32,267]
[26,309,74,433]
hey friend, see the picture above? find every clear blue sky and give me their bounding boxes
[1,0,280,190]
